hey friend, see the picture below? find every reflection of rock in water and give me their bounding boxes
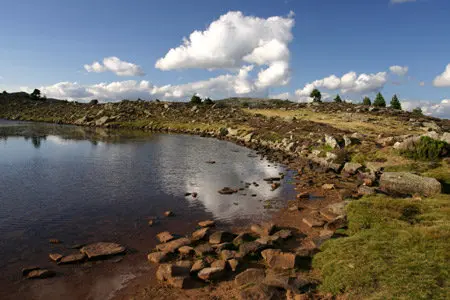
[155,135,288,222]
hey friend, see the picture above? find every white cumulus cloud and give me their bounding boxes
[433,63,450,87]
[84,57,145,76]
[155,11,294,90]
[294,71,388,101]
[389,65,409,76]
[401,99,450,119]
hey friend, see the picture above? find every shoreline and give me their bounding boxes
[1,94,449,299]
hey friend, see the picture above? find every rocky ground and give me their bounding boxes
[1,92,449,299]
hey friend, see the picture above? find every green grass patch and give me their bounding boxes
[313,194,450,299]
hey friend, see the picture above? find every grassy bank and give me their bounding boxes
[313,194,450,299]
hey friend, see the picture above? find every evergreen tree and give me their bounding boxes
[390,94,402,110]
[30,89,41,100]
[412,107,423,116]
[334,94,342,103]
[203,97,214,105]
[373,92,386,107]
[190,94,202,104]
[363,97,371,106]
[310,89,322,103]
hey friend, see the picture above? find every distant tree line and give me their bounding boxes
[308,88,424,114]
[190,94,214,105]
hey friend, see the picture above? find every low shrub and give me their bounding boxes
[399,136,449,161]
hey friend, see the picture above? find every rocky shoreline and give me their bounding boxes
[1,93,449,299]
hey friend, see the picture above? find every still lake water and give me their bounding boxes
[0,120,295,299]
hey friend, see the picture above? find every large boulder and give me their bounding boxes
[379,172,441,196]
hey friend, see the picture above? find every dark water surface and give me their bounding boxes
[0,120,295,299]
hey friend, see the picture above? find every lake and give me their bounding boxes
[0,120,295,299]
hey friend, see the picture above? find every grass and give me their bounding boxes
[243,108,421,136]
[313,194,450,299]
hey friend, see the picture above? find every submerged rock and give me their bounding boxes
[25,268,55,279]
[58,253,86,264]
[156,231,175,243]
[80,242,126,259]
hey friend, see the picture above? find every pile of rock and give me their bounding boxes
[23,242,126,279]
[148,220,316,298]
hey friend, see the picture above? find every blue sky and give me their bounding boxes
[1,0,449,117]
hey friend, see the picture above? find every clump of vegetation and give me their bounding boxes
[334,94,342,103]
[190,94,202,104]
[310,88,322,103]
[362,96,371,106]
[89,99,99,105]
[373,92,386,107]
[390,94,402,110]
[219,127,228,136]
[399,136,449,161]
[412,107,423,116]
[30,88,41,100]
[313,194,449,299]
[203,97,214,105]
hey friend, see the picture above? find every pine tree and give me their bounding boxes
[334,94,342,103]
[390,94,402,110]
[363,97,371,106]
[373,92,386,107]
[190,94,202,104]
[310,89,322,103]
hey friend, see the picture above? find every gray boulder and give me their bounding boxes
[380,172,441,196]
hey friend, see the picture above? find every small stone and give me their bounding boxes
[239,241,264,257]
[178,246,194,255]
[251,222,276,236]
[358,185,376,196]
[220,250,238,260]
[198,220,215,227]
[211,260,227,269]
[167,276,192,289]
[302,216,325,228]
[156,263,190,282]
[296,192,309,199]
[192,227,210,241]
[271,182,280,191]
[197,267,226,281]
[49,239,61,244]
[194,243,214,256]
[322,183,335,190]
[147,251,169,263]
[342,163,363,175]
[271,229,292,240]
[49,253,63,262]
[228,259,239,272]
[233,233,253,246]
[148,219,157,226]
[164,211,174,217]
[213,242,234,252]
[209,231,236,244]
[156,238,191,253]
[218,187,237,195]
[234,268,265,286]
[58,253,86,264]
[26,269,55,279]
[261,249,297,270]
[191,192,198,198]
[175,260,194,269]
[191,260,207,273]
[156,231,175,243]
